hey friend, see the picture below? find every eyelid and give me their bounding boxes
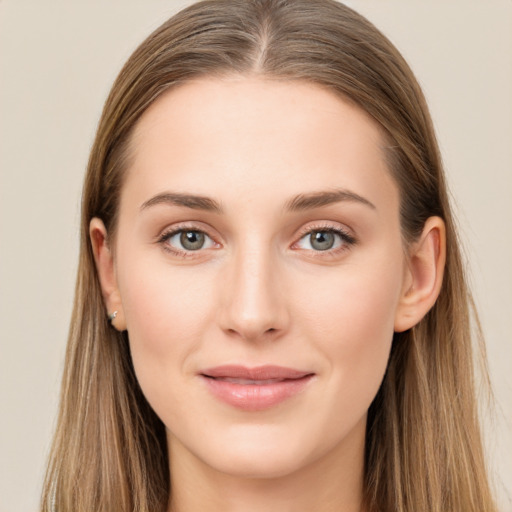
[291,222,357,252]
[154,220,356,258]
[156,222,221,256]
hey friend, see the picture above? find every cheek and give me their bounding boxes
[115,251,216,398]
[297,255,402,343]
[119,249,214,339]
[294,255,403,407]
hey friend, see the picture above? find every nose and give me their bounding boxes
[218,244,289,342]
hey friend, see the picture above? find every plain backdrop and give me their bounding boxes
[0,1,511,511]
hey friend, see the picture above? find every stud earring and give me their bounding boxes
[108,311,118,322]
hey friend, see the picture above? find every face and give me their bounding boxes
[105,77,410,479]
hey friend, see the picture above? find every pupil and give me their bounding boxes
[180,231,205,250]
[310,231,334,251]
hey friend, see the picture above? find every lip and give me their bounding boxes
[199,365,315,411]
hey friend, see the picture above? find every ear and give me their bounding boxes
[89,218,127,331]
[394,216,446,332]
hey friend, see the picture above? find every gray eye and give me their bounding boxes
[309,231,335,251]
[180,231,206,250]
[164,229,216,253]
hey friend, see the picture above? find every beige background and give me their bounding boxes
[0,1,511,511]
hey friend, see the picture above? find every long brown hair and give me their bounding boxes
[41,1,496,511]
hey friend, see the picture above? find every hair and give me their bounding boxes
[41,1,496,511]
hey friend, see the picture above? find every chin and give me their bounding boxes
[168,420,317,479]
[177,416,363,481]
[205,441,311,480]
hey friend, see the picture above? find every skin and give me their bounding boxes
[91,77,445,512]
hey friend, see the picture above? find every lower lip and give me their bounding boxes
[201,375,314,411]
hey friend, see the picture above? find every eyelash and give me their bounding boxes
[156,222,357,258]
[293,223,357,257]
[157,224,218,258]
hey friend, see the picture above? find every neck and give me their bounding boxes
[167,418,366,512]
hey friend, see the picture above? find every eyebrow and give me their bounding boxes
[140,192,223,213]
[284,189,376,212]
[139,188,375,214]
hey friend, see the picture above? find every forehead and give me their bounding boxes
[122,76,397,214]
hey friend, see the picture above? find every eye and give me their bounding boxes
[295,228,355,252]
[162,229,216,252]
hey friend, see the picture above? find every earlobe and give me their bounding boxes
[89,218,127,331]
[394,216,446,332]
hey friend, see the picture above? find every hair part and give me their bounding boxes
[42,1,496,511]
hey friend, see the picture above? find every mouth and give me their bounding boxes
[199,365,315,411]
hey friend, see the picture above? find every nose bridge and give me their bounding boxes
[219,237,287,341]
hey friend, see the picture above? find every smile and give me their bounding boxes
[200,365,315,411]
[213,377,290,385]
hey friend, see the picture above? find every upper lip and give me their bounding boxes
[200,365,313,381]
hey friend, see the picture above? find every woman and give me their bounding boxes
[41,1,497,511]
